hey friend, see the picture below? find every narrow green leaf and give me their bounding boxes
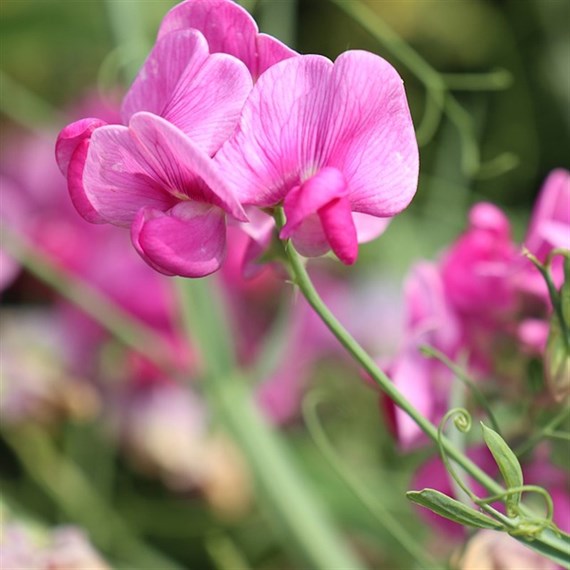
[407,489,503,530]
[481,423,524,516]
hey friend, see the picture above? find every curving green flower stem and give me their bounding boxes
[275,209,570,567]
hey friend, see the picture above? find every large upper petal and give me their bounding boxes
[216,55,335,205]
[157,0,295,78]
[216,51,418,215]
[131,202,226,278]
[122,29,252,154]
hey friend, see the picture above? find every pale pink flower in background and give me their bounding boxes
[158,0,296,79]
[458,530,558,570]
[0,522,109,570]
[216,51,418,265]
[57,29,252,277]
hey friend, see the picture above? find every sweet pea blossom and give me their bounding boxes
[158,0,296,79]
[56,29,252,277]
[525,168,570,263]
[216,51,419,264]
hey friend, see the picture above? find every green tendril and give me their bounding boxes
[420,345,501,435]
[437,408,479,503]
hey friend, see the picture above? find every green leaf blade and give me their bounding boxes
[407,489,504,530]
[481,423,524,516]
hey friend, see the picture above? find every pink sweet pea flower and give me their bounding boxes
[56,29,252,277]
[441,202,518,321]
[525,169,570,262]
[158,0,296,79]
[216,51,419,265]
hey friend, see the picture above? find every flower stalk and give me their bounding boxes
[276,208,570,566]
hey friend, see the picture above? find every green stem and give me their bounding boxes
[303,391,439,568]
[2,228,175,373]
[176,277,366,570]
[276,217,570,565]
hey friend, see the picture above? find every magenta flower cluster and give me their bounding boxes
[56,0,419,278]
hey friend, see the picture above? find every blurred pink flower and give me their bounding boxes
[158,0,295,79]
[382,262,461,448]
[525,169,570,263]
[57,29,252,277]
[441,203,518,321]
[216,51,418,264]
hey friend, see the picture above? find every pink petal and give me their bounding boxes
[216,55,335,206]
[318,197,358,265]
[122,30,252,154]
[83,124,176,226]
[129,113,246,221]
[352,212,391,243]
[281,167,348,238]
[55,118,107,176]
[526,169,570,260]
[131,202,226,277]
[289,215,330,258]
[157,0,295,78]
[328,51,419,216]
[216,51,418,216]
[68,139,107,223]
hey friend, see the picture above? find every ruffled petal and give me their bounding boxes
[122,29,252,154]
[131,202,226,278]
[327,51,419,217]
[158,0,295,78]
[217,51,418,216]
[129,112,246,221]
[55,118,107,176]
[83,124,177,226]
[216,55,335,205]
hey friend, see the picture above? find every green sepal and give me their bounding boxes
[481,422,524,516]
[406,489,504,530]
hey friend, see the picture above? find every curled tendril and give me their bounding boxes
[437,408,479,503]
[476,485,558,539]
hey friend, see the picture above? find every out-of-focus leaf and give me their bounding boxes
[481,423,524,516]
[406,489,503,530]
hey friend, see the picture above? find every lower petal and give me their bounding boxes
[318,197,358,265]
[131,202,226,278]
